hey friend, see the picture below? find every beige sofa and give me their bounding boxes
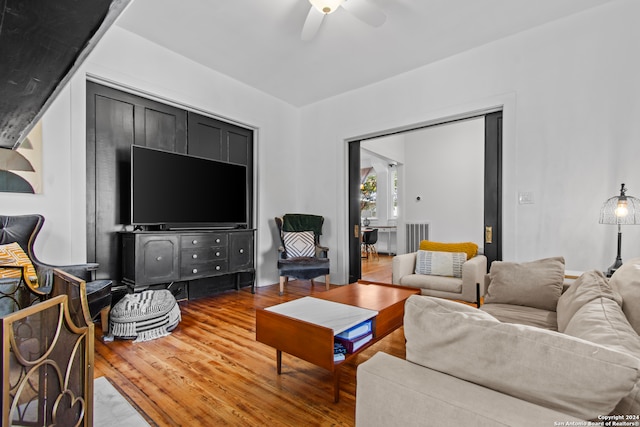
[357,257,640,426]
[392,251,487,305]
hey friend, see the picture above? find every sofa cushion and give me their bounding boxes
[609,257,640,336]
[404,295,640,420]
[484,256,565,311]
[419,240,478,261]
[415,250,466,278]
[564,297,640,359]
[556,270,622,332]
[399,274,462,293]
[564,295,640,416]
[480,303,558,331]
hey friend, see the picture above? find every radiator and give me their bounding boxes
[405,223,429,253]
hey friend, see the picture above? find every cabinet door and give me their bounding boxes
[86,82,187,283]
[229,231,254,271]
[139,235,180,284]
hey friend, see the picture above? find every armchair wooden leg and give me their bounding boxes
[100,305,111,336]
[279,276,286,296]
[325,275,330,291]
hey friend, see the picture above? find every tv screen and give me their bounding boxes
[131,145,247,228]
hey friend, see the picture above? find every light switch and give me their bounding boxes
[518,192,534,204]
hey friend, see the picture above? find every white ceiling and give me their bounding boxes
[115,0,614,107]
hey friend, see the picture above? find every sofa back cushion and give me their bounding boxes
[563,295,640,416]
[556,270,622,332]
[484,256,565,311]
[404,295,640,420]
[564,297,640,358]
[609,257,640,336]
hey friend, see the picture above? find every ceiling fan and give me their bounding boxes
[302,0,387,41]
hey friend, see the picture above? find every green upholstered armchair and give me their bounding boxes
[275,214,330,295]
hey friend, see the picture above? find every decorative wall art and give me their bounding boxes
[0,121,43,194]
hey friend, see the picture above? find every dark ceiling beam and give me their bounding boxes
[0,0,131,150]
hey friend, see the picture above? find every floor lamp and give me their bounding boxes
[599,183,640,277]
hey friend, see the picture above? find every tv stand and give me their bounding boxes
[120,229,255,299]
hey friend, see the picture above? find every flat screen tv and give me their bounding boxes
[131,145,247,229]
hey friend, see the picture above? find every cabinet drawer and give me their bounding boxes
[181,260,228,279]
[181,234,227,248]
[182,246,228,263]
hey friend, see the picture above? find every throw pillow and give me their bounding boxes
[415,250,466,278]
[556,270,622,332]
[484,256,565,311]
[283,231,315,258]
[419,240,478,261]
[404,295,640,420]
[0,242,38,287]
[609,257,640,335]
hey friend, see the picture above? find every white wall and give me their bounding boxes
[402,118,485,252]
[0,26,301,287]
[3,0,638,287]
[300,0,640,282]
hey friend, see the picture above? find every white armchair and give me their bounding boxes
[392,252,487,306]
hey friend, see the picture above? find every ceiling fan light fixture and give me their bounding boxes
[309,0,344,14]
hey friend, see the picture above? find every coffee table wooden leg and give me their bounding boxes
[277,349,282,374]
[333,366,341,403]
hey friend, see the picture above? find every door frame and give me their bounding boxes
[347,110,503,283]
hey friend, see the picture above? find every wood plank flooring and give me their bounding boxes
[94,256,399,426]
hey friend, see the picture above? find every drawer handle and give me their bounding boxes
[192,254,198,259]
[215,265,221,271]
[156,256,162,261]
[239,249,244,254]
[192,268,198,274]
[215,251,221,257]
[192,239,198,245]
[215,238,221,243]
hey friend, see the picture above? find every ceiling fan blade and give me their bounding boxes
[342,0,386,27]
[301,6,325,41]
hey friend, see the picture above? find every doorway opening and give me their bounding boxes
[349,111,502,283]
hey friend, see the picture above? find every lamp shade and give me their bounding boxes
[599,183,640,225]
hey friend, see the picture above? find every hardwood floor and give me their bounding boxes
[94,256,399,426]
[360,254,393,283]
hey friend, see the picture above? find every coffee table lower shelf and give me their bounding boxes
[255,282,419,402]
[256,308,375,403]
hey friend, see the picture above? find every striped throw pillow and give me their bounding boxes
[283,231,315,257]
[415,250,467,278]
[0,242,39,286]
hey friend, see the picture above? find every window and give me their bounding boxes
[361,172,377,218]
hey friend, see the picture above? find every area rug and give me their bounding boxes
[94,377,156,427]
[109,289,181,342]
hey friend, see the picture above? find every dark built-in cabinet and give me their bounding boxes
[86,81,254,300]
[121,229,254,294]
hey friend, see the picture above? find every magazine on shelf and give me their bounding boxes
[335,332,373,353]
[335,318,372,340]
